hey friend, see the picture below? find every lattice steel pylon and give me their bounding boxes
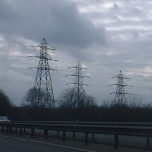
[66,61,88,108]
[110,70,132,106]
[32,38,56,108]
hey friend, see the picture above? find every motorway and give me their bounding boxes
[0,135,93,152]
[0,134,151,152]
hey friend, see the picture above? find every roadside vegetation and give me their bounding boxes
[1,88,152,122]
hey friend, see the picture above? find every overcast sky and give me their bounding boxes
[1,0,152,106]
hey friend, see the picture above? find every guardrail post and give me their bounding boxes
[147,137,150,147]
[73,132,75,140]
[2,126,4,133]
[6,127,8,134]
[63,131,66,142]
[92,133,95,141]
[85,132,88,145]
[15,127,18,133]
[23,128,26,134]
[20,128,22,136]
[114,134,118,149]
[10,127,12,134]
[44,129,48,139]
[31,128,35,137]
[57,131,59,138]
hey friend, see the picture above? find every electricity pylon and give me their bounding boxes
[66,61,89,108]
[110,70,132,106]
[32,38,57,108]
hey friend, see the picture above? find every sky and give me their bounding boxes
[0,0,152,106]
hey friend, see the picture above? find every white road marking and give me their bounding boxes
[0,135,97,152]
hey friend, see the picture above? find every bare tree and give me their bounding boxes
[0,89,12,115]
[83,94,96,108]
[58,88,96,109]
[24,88,46,108]
[58,88,77,109]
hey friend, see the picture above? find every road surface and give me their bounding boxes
[0,134,151,152]
[0,135,93,152]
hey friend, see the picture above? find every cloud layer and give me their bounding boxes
[0,0,152,106]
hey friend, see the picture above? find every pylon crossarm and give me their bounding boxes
[66,83,76,85]
[110,84,128,86]
[112,76,130,79]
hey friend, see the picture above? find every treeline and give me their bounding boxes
[5,103,152,122]
[6,104,152,122]
[1,88,152,122]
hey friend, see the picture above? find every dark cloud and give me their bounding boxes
[0,0,106,48]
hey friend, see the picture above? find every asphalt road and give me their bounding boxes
[0,134,151,152]
[0,135,93,152]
